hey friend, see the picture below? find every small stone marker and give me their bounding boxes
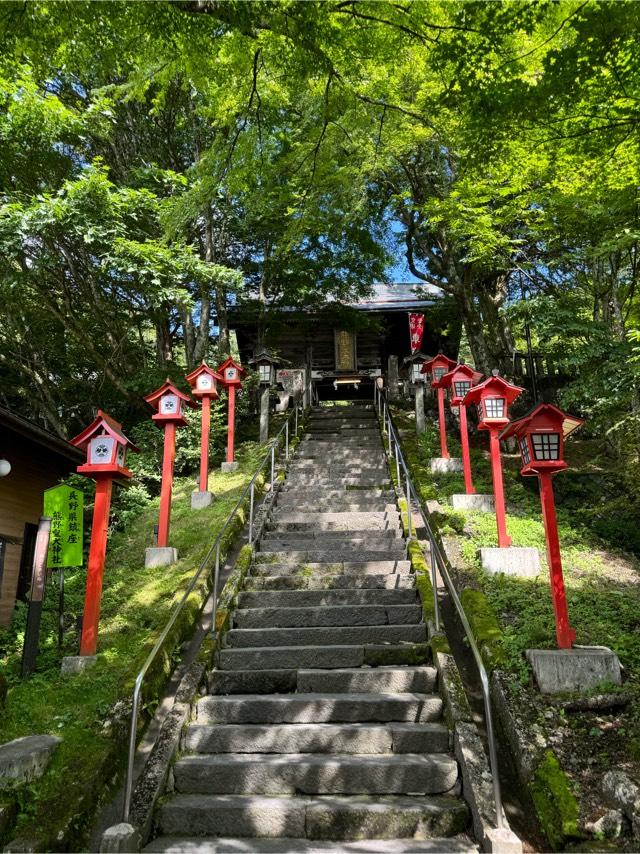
[479,547,540,577]
[190,491,213,510]
[0,735,61,789]
[430,457,463,474]
[220,461,239,473]
[100,822,141,853]
[144,547,178,568]
[526,646,622,694]
[61,655,97,675]
[452,494,494,512]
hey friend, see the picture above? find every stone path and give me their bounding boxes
[145,404,477,853]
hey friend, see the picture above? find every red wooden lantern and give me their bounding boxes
[185,362,223,496]
[421,354,457,458]
[71,411,139,656]
[502,404,584,649]
[440,364,484,494]
[145,380,197,548]
[462,372,524,548]
[217,357,247,467]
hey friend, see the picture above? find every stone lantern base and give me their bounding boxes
[451,494,495,512]
[145,547,178,568]
[221,461,239,473]
[191,490,214,509]
[430,457,463,474]
[479,546,540,577]
[526,646,622,694]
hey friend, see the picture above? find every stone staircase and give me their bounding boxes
[145,404,477,853]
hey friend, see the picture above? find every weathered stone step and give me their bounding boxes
[270,511,399,524]
[261,530,402,544]
[237,588,417,608]
[277,489,394,501]
[218,643,430,671]
[225,624,426,649]
[254,549,407,565]
[174,752,458,796]
[274,502,398,514]
[232,604,421,629]
[155,794,469,842]
[185,721,449,755]
[250,560,411,576]
[208,665,436,696]
[268,521,401,534]
[145,834,478,852]
[244,573,415,591]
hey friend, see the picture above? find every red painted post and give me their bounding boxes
[157,422,176,548]
[539,472,576,649]
[80,477,113,656]
[459,404,475,495]
[199,395,211,492]
[488,427,511,548]
[437,387,449,459]
[226,385,236,464]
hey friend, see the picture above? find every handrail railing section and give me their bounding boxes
[373,383,504,830]
[122,383,312,823]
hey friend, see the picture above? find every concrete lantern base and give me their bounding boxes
[145,546,178,568]
[526,646,622,694]
[191,490,214,510]
[430,457,463,474]
[61,655,97,675]
[452,493,495,512]
[221,461,239,473]
[479,546,541,577]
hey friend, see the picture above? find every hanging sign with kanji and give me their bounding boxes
[408,313,425,354]
[43,484,84,568]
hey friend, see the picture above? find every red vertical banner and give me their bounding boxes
[408,313,425,354]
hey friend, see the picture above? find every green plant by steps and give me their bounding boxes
[530,751,580,850]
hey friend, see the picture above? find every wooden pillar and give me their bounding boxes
[415,385,425,435]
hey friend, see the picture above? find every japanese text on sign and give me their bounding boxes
[43,484,84,568]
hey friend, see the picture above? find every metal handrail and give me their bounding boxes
[122,384,311,823]
[373,383,504,830]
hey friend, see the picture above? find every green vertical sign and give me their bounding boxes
[43,484,84,568]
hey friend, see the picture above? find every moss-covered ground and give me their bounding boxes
[391,403,640,850]
[0,438,271,849]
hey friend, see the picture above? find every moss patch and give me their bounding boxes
[531,751,581,850]
[459,588,506,671]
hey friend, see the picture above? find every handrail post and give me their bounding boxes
[211,542,221,638]
[430,536,441,632]
[123,683,140,823]
[394,441,401,487]
[271,444,275,488]
[249,482,255,544]
[285,420,289,461]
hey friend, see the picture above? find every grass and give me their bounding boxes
[0,439,269,849]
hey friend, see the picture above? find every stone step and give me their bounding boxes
[232,604,421,629]
[218,643,430,671]
[277,490,394,502]
[225,624,426,649]
[155,793,468,841]
[244,573,416,591]
[268,521,402,534]
[249,560,411,576]
[261,530,403,543]
[185,721,449,755]
[145,834,478,852]
[254,549,407,565]
[208,665,436,696]
[173,752,458,796]
[273,502,398,513]
[237,588,417,608]
[270,511,400,524]
[282,478,391,487]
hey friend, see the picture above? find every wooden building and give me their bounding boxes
[0,408,83,626]
[231,283,461,399]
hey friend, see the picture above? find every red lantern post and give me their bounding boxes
[502,404,584,649]
[185,362,223,508]
[70,411,138,657]
[439,364,484,494]
[462,372,523,548]
[421,354,457,459]
[144,380,197,565]
[217,357,246,472]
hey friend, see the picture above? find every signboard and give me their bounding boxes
[408,313,425,354]
[43,484,84,568]
[334,329,356,371]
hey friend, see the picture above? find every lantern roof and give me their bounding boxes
[403,350,429,366]
[462,373,524,407]
[217,356,247,377]
[420,353,457,374]
[70,409,140,453]
[501,403,584,442]
[439,363,483,389]
[184,361,223,388]
[144,379,197,411]
[248,347,279,367]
